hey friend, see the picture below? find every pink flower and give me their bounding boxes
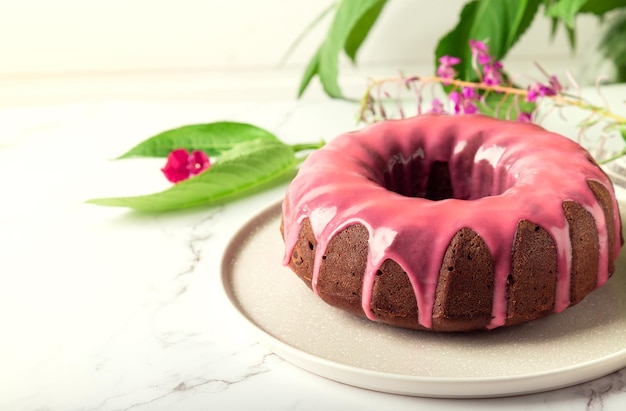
[526,79,560,103]
[161,148,211,183]
[428,98,447,115]
[437,55,461,81]
[526,85,540,103]
[517,111,532,123]
[483,61,503,86]
[450,87,479,114]
[469,39,491,65]
[548,75,563,95]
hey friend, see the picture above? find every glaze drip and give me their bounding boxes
[282,114,622,330]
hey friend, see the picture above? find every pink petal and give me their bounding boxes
[517,112,532,123]
[464,102,478,114]
[162,149,191,183]
[428,99,446,115]
[439,55,461,66]
[188,150,211,175]
[469,39,487,53]
[461,86,477,99]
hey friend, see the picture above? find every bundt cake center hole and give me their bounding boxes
[382,159,456,200]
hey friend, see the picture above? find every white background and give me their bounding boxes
[0,0,612,106]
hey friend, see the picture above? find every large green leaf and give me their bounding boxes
[117,122,277,159]
[435,0,542,82]
[297,0,388,98]
[87,139,299,211]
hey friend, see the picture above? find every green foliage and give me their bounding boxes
[297,0,388,98]
[598,9,626,82]
[88,123,323,212]
[545,0,626,49]
[297,0,626,98]
[435,0,542,82]
[117,122,277,159]
[545,0,589,28]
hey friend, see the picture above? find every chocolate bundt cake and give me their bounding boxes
[280,114,623,332]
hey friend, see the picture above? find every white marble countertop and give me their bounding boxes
[2,95,626,411]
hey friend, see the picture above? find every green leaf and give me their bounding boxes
[565,24,576,50]
[597,10,626,81]
[546,0,626,49]
[544,1,576,49]
[87,139,299,212]
[578,0,626,16]
[298,49,322,98]
[620,126,626,144]
[545,0,587,28]
[297,0,387,98]
[543,0,626,49]
[549,16,559,40]
[117,122,278,159]
[318,43,343,98]
[344,0,387,63]
[435,0,542,82]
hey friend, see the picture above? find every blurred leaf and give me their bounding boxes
[435,0,542,82]
[544,0,626,49]
[579,0,626,15]
[620,126,626,143]
[117,122,277,159]
[297,0,388,98]
[297,49,322,97]
[344,0,387,62]
[598,10,626,81]
[545,0,587,28]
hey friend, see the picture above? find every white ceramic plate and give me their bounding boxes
[220,201,626,398]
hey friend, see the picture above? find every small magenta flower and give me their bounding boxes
[450,87,479,114]
[428,98,447,115]
[437,55,461,82]
[526,77,562,103]
[517,111,532,123]
[548,75,563,95]
[161,148,211,183]
[526,84,540,102]
[469,39,491,65]
[483,61,504,86]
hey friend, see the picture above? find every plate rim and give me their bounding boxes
[219,199,626,398]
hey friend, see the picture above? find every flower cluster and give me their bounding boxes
[358,39,626,164]
[527,75,563,102]
[161,148,211,183]
[469,39,504,86]
[360,39,572,125]
[436,56,460,83]
[430,39,568,122]
[432,39,538,121]
[449,87,479,114]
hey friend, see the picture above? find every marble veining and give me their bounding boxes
[1,96,626,410]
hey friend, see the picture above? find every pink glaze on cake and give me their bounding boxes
[281,114,622,330]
